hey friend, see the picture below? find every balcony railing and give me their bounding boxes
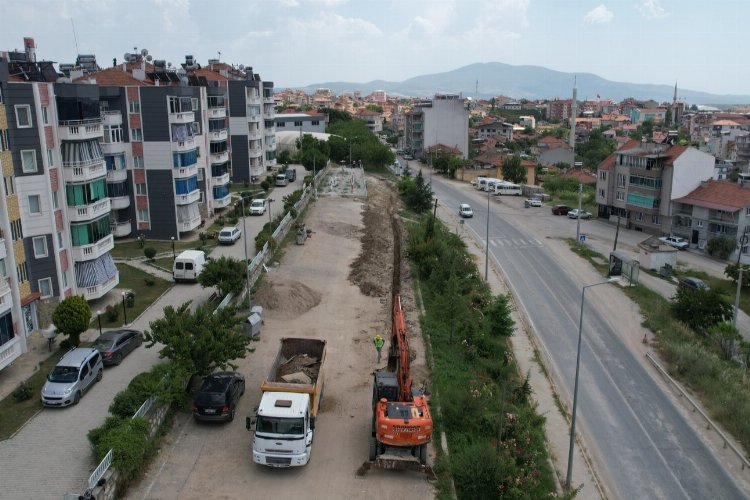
[212,172,230,185]
[68,199,112,223]
[178,215,202,232]
[111,220,132,238]
[248,147,263,157]
[708,212,738,224]
[101,111,122,126]
[82,272,119,301]
[71,234,114,262]
[176,189,200,205]
[58,118,103,141]
[174,164,198,180]
[0,336,23,372]
[170,111,194,124]
[210,151,229,164]
[106,168,127,183]
[172,138,196,152]
[213,194,231,209]
[110,195,130,210]
[208,129,228,142]
[209,107,227,119]
[63,161,106,184]
[248,130,262,140]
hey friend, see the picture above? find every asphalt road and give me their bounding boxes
[0,179,301,500]
[428,174,747,500]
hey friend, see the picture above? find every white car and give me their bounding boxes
[459,203,473,218]
[218,227,241,244]
[249,198,266,215]
[659,236,689,250]
[567,209,592,219]
[524,198,542,208]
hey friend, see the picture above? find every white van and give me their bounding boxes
[275,173,289,187]
[173,250,206,282]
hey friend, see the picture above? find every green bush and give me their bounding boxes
[88,415,124,452]
[97,417,152,481]
[707,236,736,260]
[11,382,33,402]
[106,304,119,322]
[143,247,157,260]
[260,180,270,192]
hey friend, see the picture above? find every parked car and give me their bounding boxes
[41,348,103,407]
[218,227,241,244]
[249,198,266,215]
[285,168,297,182]
[678,276,710,291]
[471,176,486,187]
[551,204,571,215]
[567,209,592,219]
[659,236,689,250]
[524,198,542,208]
[459,203,474,218]
[92,329,143,366]
[192,371,246,422]
[403,154,414,160]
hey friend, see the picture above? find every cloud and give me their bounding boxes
[637,0,668,19]
[584,4,614,24]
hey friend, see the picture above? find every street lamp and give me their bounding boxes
[267,198,274,225]
[241,196,251,304]
[96,310,102,336]
[484,186,490,282]
[121,292,128,325]
[566,277,620,489]
[171,236,175,260]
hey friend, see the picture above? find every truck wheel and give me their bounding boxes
[369,436,377,461]
[418,444,427,465]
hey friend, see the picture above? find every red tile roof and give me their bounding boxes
[674,179,750,212]
[194,68,229,81]
[598,139,640,171]
[562,168,597,184]
[74,67,152,86]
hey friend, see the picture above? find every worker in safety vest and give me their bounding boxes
[373,334,385,363]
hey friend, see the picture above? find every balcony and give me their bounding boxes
[246,94,261,105]
[100,140,126,155]
[68,198,112,223]
[102,111,122,127]
[63,161,106,183]
[58,118,103,141]
[176,189,200,205]
[178,215,201,233]
[208,129,228,142]
[263,107,274,118]
[174,164,198,179]
[82,271,119,301]
[212,172,230,185]
[266,141,276,151]
[170,111,194,124]
[210,150,229,164]
[172,138,196,152]
[0,277,11,316]
[106,168,127,183]
[0,238,6,260]
[249,146,263,158]
[111,220,132,238]
[0,336,23,372]
[209,107,227,119]
[111,195,130,210]
[263,95,275,104]
[708,211,738,224]
[266,158,277,168]
[71,234,114,262]
[213,193,231,209]
[248,129,262,140]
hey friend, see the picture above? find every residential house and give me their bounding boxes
[534,136,574,166]
[630,108,666,124]
[596,140,715,235]
[355,108,383,133]
[474,119,513,143]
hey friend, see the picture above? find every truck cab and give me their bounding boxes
[250,392,314,467]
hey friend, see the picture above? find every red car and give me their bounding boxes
[551,204,571,215]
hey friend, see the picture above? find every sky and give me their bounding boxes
[0,0,747,96]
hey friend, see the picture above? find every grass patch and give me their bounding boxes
[111,240,200,259]
[672,266,750,315]
[566,239,609,274]
[97,264,172,328]
[148,257,174,273]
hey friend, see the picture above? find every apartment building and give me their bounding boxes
[596,140,715,235]
[0,39,275,372]
[546,99,574,122]
[404,94,469,160]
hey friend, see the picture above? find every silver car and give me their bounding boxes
[41,348,103,407]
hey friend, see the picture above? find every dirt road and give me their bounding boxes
[128,177,434,499]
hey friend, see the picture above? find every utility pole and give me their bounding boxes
[575,183,583,243]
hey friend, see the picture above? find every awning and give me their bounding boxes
[74,253,117,288]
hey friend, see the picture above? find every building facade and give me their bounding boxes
[404,94,469,160]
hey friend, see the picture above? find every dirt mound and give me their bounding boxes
[253,277,322,318]
[349,178,398,297]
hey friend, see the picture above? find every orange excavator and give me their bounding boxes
[370,295,432,468]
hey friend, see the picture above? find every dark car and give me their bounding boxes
[285,168,296,182]
[551,204,572,215]
[678,276,710,291]
[192,371,245,422]
[92,329,143,366]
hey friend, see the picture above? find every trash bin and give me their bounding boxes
[243,313,262,339]
[296,223,307,245]
[250,305,264,324]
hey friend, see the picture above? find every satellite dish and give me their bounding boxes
[239,64,245,70]
[141,48,148,56]
[146,55,152,61]
[167,62,172,68]
[124,53,131,61]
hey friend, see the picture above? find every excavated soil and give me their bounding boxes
[253,277,322,318]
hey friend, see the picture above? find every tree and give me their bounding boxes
[671,287,733,333]
[502,155,526,184]
[198,256,247,297]
[277,149,292,165]
[483,293,515,338]
[52,295,91,346]
[366,104,383,113]
[724,263,750,288]
[707,236,736,260]
[397,170,433,213]
[707,322,741,360]
[144,301,249,377]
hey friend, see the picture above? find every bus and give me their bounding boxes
[494,181,523,196]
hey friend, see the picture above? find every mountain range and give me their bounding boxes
[287,62,750,106]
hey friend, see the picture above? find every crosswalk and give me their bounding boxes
[482,237,544,249]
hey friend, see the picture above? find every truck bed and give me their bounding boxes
[261,338,326,417]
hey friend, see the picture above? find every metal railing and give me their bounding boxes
[645,352,750,471]
[88,449,113,490]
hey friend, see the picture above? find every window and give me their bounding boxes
[16,262,28,283]
[192,98,199,111]
[38,277,52,298]
[634,212,643,222]
[14,105,32,128]
[128,101,141,113]
[47,148,54,167]
[21,150,37,173]
[599,171,607,180]
[3,176,14,196]
[191,122,200,135]
[137,208,149,222]
[277,122,285,127]
[617,173,626,188]
[312,120,320,126]
[28,194,41,215]
[651,214,660,224]
[32,235,47,258]
[52,190,58,209]
[294,121,302,127]
[599,189,605,198]
[131,128,143,141]
[0,129,8,151]
[0,259,6,278]
[697,220,704,228]
[57,231,63,248]
[197,168,203,181]
[616,191,624,201]
[135,183,147,195]
[745,207,750,217]
[133,156,144,168]
[61,270,68,288]
[10,219,22,241]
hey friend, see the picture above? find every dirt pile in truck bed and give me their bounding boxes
[276,354,321,383]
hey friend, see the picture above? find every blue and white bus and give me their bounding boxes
[494,181,523,196]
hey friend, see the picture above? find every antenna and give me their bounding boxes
[70,19,80,56]
[218,51,221,60]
